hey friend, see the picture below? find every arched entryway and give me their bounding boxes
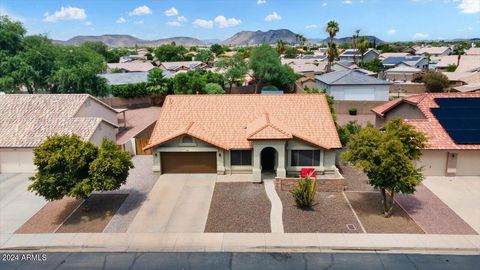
[261,147,277,173]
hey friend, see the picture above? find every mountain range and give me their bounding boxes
[53,34,204,47]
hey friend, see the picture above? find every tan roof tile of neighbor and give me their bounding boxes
[456,55,480,72]
[0,94,114,148]
[372,93,480,150]
[415,46,451,55]
[107,61,155,72]
[465,47,480,55]
[147,94,341,150]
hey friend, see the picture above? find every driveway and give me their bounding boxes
[0,174,47,233]
[423,176,480,233]
[127,174,216,233]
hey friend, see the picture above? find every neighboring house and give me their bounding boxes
[107,61,156,73]
[455,55,480,72]
[372,93,480,176]
[382,56,429,69]
[385,66,422,82]
[465,47,480,55]
[281,58,327,75]
[281,58,322,66]
[331,61,357,72]
[415,46,452,56]
[338,48,380,63]
[294,75,317,92]
[0,94,118,173]
[159,61,206,73]
[379,52,411,60]
[432,55,460,71]
[315,70,391,101]
[442,72,480,87]
[144,94,341,182]
[99,70,174,86]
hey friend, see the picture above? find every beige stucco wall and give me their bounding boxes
[456,151,480,176]
[0,148,35,173]
[88,122,117,146]
[375,102,426,127]
[75,97,118,126]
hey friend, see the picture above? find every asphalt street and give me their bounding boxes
[1,252,480,270]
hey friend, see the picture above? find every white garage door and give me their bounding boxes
[344,88,375,101]
[416,150,447,176]
[456,152,480,176]
[0,149,35,173]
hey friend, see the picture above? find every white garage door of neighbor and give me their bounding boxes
[0,150,35,173]
[456,152,480,176]
[344,88,375,101]
[416,151,447,176]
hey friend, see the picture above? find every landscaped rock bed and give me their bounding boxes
[345,191,424,234]
[15,197,83,233]
[56,194,128,233]
[205,183,271,233]
[338,164,374,192]
[279,191,362,233]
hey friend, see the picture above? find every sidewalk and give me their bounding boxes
[1,232,479,254]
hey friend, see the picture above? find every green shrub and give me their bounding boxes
[111,82,150,98]
[291,176,317,209]
[261,85,279,91]
[204,83,225,94]
[348,108,358,115]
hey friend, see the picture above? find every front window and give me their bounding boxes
[231,150,252,166]
[291,150,320,166]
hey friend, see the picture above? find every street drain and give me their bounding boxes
[346,224,357,231]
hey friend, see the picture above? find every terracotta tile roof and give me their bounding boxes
[415,46,451,55]
[116,106,162,145]
[146,94,341,150]
[0,94,115,148]
[372,93,480,150]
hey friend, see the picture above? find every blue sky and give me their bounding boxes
[1,0,479,41]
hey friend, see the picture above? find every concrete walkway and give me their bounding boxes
[127,174,216,233]
[263,179,284,233]
[423,177,480,234]
[1,232,479,253]
[0,174,47,233]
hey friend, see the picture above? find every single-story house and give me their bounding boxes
[315,70,391,101]
[331,61,357,72]
[372,93,480,176]
[338,48,380,63]
[379,52,411,60]
[159,61,206,73]
[465,47,480,56]
[382,56,429,69]
[0,94,118,173]
[432,55,459,71]
[144,94,342,182]
[106,61,156,73]
[415,46,452,57]
[99,70,174,86]
[442,72,480,88]
[455,55,480,72]
[385,66,423,82]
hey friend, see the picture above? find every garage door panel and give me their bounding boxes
[457,152,480,176]
[417,151,447,176]
[161,152,216,173]
[0,150,35,174]
[344,88,375,101]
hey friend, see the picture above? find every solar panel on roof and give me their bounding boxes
[431,98,480,145]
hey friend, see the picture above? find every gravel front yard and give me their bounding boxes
[279,191,362,233]
[345,192,424,234]
[56,194,128,233]
[205,183,271,233]
[15,197,82,233]
[339,164,373,192]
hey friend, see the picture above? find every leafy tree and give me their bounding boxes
[210,43,224,56]
[0,15,26,55]
[337,121,363,146]
[276,40,285,55]
[154,44,187,61]
[204,82,225,94]
[81,41,109,59]
[106,48,135,63]
[303,86,319,93]
[284,47,298,58]
[422,71,449,92]
[216,54,248,93]
[147,69,168,96]
[173,72,192,94]
[249,44,282,93]
[195,50,214,65]
[326,43,339,71]
[358,58,384,73]
[357,36,369,63]
[29,135,133,202]
[343,119,427,217]
[271,64,298,91]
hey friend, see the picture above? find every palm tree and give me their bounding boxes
[352,29,360,63]
[357,36,369,63]
[276,40,286,55]
[325,20,340,72]
[325,20,340,44]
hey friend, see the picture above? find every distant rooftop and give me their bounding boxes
[316,70,391,85]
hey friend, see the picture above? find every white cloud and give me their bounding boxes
[257,0,267,4]
[83,21,92,26]
[413,32,429,39]
[387,29,396,35]
[322,2,327,7]
[214,15,241,28]
[164,7,178,16]
[43,6,86,22]
[265,11,281,21]
[306,24,318,29]
[116,17,126,23]
[343,0,352,4]
[167,21,181,27]
[177,16,187,22]
[457,0,480,14]
[128,5,152,16]
[467,26,473,30]
[192,19,214,28]
[133,20,144,24]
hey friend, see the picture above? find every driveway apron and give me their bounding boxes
[127,174,216,233]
